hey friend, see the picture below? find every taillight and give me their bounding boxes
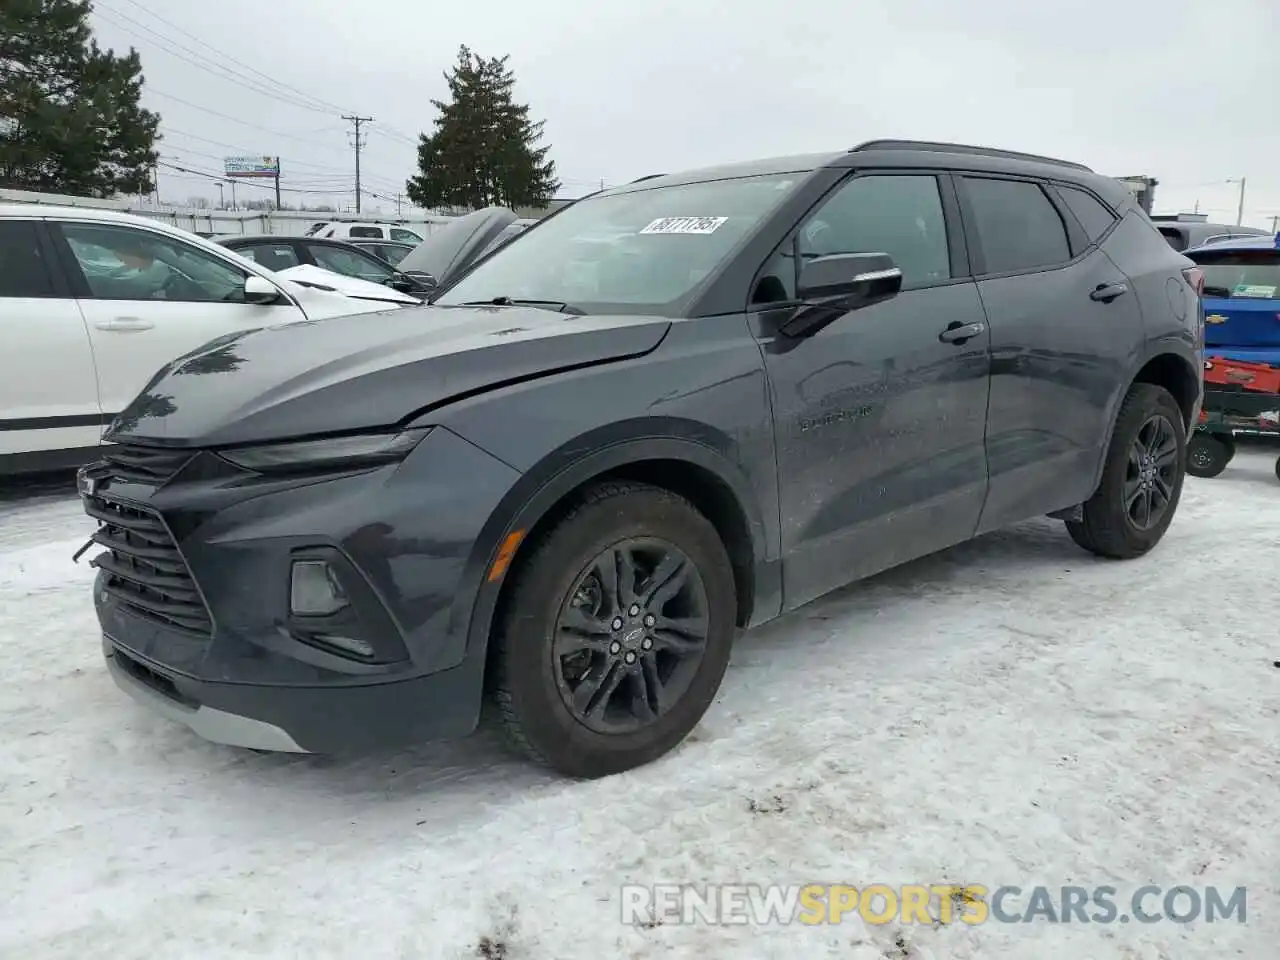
[1182,266,1205,296]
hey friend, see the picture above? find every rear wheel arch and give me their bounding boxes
[1092,347,1201,489]
[463,432,768,671]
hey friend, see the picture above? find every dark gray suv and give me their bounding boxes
[80,140,1204,778]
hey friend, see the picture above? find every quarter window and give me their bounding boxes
[0,221,55,297]
[963,177,1071,274]
[61,223,248,302]
[1058,185,1118,244]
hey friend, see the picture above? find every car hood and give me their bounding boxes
[106,305,672,447]
[276,264,422,307]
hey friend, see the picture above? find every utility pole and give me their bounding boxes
[1270,214,1279,233]
[342,114,373,214]
[395,192,403,217]
[216,182,224,209]
[1227,177,1246,225]
[274,159,282,210]
[230,179,238,211]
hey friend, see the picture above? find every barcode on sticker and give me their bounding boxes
[639,217,728,235]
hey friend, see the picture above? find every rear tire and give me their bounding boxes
[492,481,737,779]
[1067,383,1187,559]
[1186,434,1229,479]
[1274,455,1280,484]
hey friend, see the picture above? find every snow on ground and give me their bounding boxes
[1,450,1278,960]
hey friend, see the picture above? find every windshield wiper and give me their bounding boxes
[461,297,584,315]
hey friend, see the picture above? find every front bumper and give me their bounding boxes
[85,426,520,753]
[101,626,485,753]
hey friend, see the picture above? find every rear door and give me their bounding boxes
[303,242,399,285]
[957,175,1145,531]
[50,220,303,421]
[0,218,103,464]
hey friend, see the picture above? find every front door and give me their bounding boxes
[51,221,299,422]
[751,172,992,612]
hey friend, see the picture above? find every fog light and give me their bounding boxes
[290,560,348,616]
[314,634,376,659]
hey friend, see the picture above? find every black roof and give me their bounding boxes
[609,139,1125,206]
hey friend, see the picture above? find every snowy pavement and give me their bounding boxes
[1,451,1278,960]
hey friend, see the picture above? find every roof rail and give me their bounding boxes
[849,139,1092,173]
[629,173,666,184]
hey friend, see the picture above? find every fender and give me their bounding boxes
[1088,336,1203,492]
[450,419,779,664]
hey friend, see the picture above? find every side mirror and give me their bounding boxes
[781,253,903,338]
[244,274,282,305]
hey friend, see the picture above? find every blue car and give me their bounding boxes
[1183,232,1280,365]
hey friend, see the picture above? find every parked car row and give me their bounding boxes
[74,140,1205,780]
[0,205,417,475]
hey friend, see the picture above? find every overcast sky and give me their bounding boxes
[89,0,1279,226]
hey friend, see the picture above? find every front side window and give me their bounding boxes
[390,228,422,243]
[752,175,950,305]
[1188,250,1280,299]
[963,177,1071,274]
[0,220,55,297]
[306,244,395,282]
[61,223,247,302]
[435,173,805,314]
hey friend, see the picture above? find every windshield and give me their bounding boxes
[434,173,803,314]
[1188,250,1280,299]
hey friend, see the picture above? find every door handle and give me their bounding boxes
[938,320,986,344]
[95,317,154,332]
[1090,282,1129,303]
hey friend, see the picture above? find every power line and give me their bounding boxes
[107,0,349,114]
[145,89,354,156]
[93,4,341,115]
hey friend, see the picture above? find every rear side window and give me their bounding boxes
[0,221,55,297]
[238,243,300,272]
[1057,186,1118,244]
[963,177,1071,274]
[348,226,383,238]
[1187,250,1280,299]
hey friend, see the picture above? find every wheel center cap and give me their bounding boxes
[623,627,644,646]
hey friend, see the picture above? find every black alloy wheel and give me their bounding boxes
[552,539,710,735]
[1125,414,1179,530]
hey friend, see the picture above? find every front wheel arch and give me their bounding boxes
[461,433,772,673]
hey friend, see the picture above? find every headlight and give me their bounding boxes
[219,427,431,473]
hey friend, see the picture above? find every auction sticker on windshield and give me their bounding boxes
[639,217,728,235]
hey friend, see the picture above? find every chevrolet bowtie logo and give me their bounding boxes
[1205,314,1228,324]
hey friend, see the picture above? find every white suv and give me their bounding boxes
[304,221,426,243]
[0,205,409,476]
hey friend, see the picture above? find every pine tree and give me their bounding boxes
[0,0,159,197]
[406,45,560,211]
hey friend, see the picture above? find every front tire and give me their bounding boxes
[1067,383,1187,559]
[492,481,737,778]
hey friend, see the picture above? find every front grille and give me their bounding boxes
[98,443,194,486]
[85,494,212,634]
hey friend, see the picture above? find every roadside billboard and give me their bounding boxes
[224,156,280,178]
